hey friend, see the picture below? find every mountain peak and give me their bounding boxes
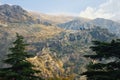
[0,4,31,23]
[0,4,26,12]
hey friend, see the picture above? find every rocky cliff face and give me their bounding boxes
[28,48,64,78]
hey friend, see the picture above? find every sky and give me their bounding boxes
[0,0,120,20]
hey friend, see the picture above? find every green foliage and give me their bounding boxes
[0,33,43,80]
[81,39,120,80]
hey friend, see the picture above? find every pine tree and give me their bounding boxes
[81,39,120,80]
[0,33,43,80]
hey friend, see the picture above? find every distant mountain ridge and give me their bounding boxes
[91,18,120,36]
[58,18,92,30]
[30,11,76,24]
[58,18,120,36]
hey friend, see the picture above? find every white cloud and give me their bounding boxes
[79,0,120,19]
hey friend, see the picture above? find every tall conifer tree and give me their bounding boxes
[81,39,120,80]
[0,33,43,80]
